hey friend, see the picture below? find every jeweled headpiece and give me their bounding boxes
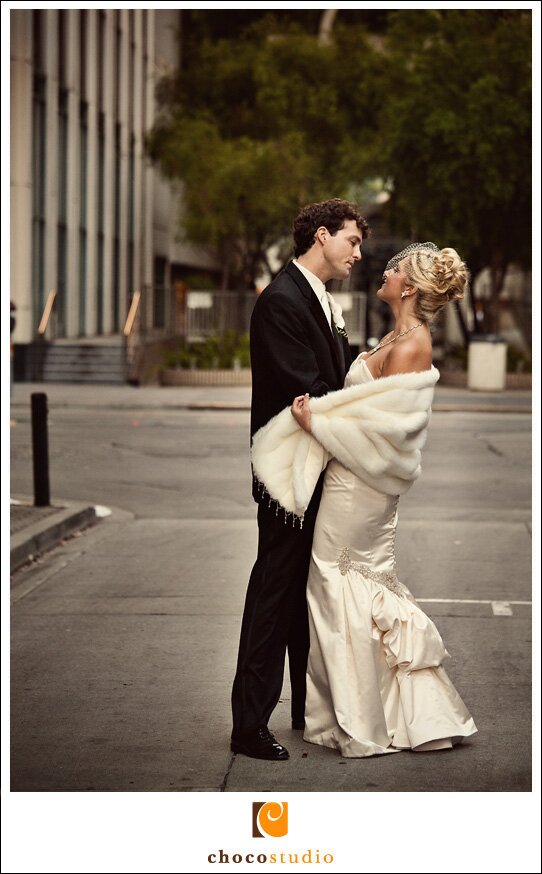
[385,242,440,272]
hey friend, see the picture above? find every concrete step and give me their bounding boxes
[17,342,127,385]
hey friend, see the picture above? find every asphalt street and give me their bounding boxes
[10,385,532,792]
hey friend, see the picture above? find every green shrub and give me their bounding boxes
[444,345,468,372]
[160,331,251,370]
[506,345,532,374]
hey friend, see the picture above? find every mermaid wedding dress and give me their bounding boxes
[303,355,477,756]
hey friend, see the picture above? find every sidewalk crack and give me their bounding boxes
[220,754,236,792]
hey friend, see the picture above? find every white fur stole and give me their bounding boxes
[251,366,439,517]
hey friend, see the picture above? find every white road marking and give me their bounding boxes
[416,598,531,604]
[416,597,531,617]
[491,601,514,616]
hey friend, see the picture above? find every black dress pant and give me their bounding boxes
[231,474,324,739]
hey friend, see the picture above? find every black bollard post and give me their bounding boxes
[31,392,50,507]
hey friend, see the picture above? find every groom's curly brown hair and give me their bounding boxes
[293,198,369,258]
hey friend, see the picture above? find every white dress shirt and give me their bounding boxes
[292,259,333,330]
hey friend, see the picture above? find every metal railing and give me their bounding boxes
[123,289,143,382]
[123,290,142,338]
[118,287,367,383]
[37,289,58,340]
[184,291,367,347]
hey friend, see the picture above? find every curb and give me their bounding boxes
[431,403,531,414]
[10,502,99,574]
[10,400,532,414]
[186,401,531,414]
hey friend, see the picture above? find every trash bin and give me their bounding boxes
[467,334,507,391]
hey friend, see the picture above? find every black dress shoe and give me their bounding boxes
[231,726,289,761]
[291,720,305,731]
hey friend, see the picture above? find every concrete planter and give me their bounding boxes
[439,370,531,390]
[160,368,252,386]
[505,372,532,389]
[160,367,530,390]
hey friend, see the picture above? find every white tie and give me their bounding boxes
[318,290,332,329]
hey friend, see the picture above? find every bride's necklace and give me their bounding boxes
[367,322,424,357]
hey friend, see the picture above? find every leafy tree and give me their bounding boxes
[147,9,531,341]
[146,17,380,288]
[372,10,532,333]
[147,116,321,288]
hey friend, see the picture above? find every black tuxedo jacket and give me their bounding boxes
[250,261,352,502]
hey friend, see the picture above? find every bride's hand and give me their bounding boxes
[291,394,312,433]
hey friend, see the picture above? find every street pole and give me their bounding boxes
[31,392,50,507]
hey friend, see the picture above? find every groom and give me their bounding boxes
[231,198,368,759]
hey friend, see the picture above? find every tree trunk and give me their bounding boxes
[466,270,484,335]
[453,300,470,345]
[220,257,230,292]
[318,10,337,45]
[489,255,507,335]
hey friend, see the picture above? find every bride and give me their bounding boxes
[251,242,477,757]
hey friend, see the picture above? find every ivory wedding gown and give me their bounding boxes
[303,355,477,756]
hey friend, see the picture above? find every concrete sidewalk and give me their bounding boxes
[10,497,100,574]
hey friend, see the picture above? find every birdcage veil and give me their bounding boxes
[385,242,440,271]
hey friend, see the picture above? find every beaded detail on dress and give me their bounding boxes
[337,546,406,598]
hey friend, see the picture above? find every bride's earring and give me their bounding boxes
[400,291,407,299]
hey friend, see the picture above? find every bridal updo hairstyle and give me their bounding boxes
[405,247,468,323]
[293,198,369,258]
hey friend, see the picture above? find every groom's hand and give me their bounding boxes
[291,394,312,433]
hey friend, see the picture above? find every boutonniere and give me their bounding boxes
[326,292,348,339]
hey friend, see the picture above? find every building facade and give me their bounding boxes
[10,8,218,348]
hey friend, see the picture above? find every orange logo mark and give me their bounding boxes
[252,802,288,838]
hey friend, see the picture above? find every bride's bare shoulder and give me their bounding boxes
[381,337,432,377]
